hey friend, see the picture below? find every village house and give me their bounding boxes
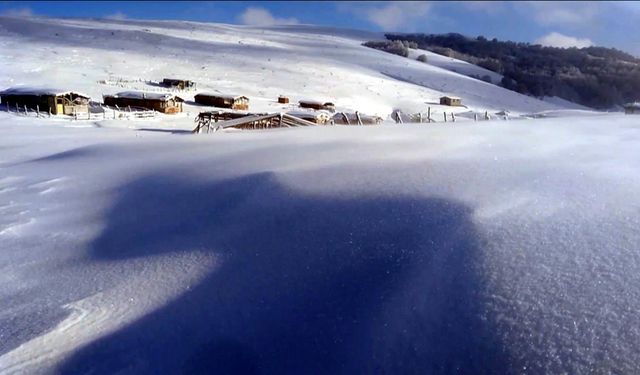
[299,99,336,112]
[623,102,640,114]
[0,87,90,115]
[440,96,462,106]
[103,91,184,114]
[161,78,196,90]
[194,93,250,110]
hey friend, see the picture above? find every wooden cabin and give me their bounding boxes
[161,78,196,90]
[194,93,249,110]
[278,95,290,104]
[0,87,89,115]
[299,100,336,112]
[623,102,640,114]
[286,110,332,125]
[440,96,462,106]
[332,112,383,125]
[103,91,184,114]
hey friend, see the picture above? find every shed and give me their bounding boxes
[0,87,89,115]
[440,96,462,106]
[162,78,196,90]
[194,93,249,110]
[278,95,290,104]
[623,102,640,114]
[299,100,336,112]
[286,110,332,125]
[103,91,184,114]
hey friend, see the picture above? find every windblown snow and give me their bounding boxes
[1,15,639,375]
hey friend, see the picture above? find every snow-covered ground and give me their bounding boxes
[0,15,638,375]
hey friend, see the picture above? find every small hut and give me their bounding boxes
[278,95,290,104]
[161,78,196,90]
[286,110,332,125]
[0,87,89,115]
[194,93,249,110]
[440,96,462,106]
[623,102,640,114]
[103,91,184,114]
[299,100,335,112]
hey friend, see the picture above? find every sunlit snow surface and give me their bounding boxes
[0,15,639,375]
[0,113,639,374]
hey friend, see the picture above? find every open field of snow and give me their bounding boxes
[0,15,638,375]
[1,112,640,374]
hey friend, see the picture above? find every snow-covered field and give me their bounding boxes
[1,15,639,375]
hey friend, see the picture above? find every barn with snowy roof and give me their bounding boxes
[0,87,90,115]
[103,91,184,114]
[194,93,249,110]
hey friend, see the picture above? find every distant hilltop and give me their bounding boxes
[378,33,640,110]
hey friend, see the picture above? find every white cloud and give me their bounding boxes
[238,7,299,26]
[105,12,127,21]
[524,2,598,27]
[1,7,34,17]
[535,32,593,48]
[337,1,431,31]
[365,2,431,31]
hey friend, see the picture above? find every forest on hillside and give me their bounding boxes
[375,33,640,109]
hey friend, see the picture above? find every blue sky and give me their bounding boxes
[2,1,640,56]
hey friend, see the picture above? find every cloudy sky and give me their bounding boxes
[1,1,639,56]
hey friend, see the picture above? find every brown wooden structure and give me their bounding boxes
[194,112,318,133]
[278,95,290,104]
[299,99,335,112]
[440,96,462,106]
[332,112,383,125]
[162,78,196,90]
[103,91,184,114]
[194,93,249,110]
[0,87,89,115]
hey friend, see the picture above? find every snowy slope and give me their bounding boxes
[0,16,572,119]
[1,112,640,374]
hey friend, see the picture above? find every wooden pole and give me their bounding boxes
[24,105,27,115]
[485,111,489,120]
[474,113,478,122]
[419,112,423,123]
[428,107,431,123]
[452,112,456,122]
[356,111,363,125]
[443,112,447,122]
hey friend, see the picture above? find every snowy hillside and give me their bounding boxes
[1,15,639,375]
[0,16,572,118]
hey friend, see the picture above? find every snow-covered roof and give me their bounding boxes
[299,100,335,106]
[195,93,248,100]
[624,102,640,109]
[0,86,89,98]
[441,95,461,100]
[104,91,183,101]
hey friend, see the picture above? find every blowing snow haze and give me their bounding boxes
[1,2,640,375]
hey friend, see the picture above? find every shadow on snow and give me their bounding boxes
[57,170,509,374]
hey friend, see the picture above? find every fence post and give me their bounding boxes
[443,112,447,122]
[474,113,478,122]
[452,112,456,122]
[36,105,40,117]
[24,105,27,116]
[419,112,423,123]
[427,107,431,123]
[485,111,489,120]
